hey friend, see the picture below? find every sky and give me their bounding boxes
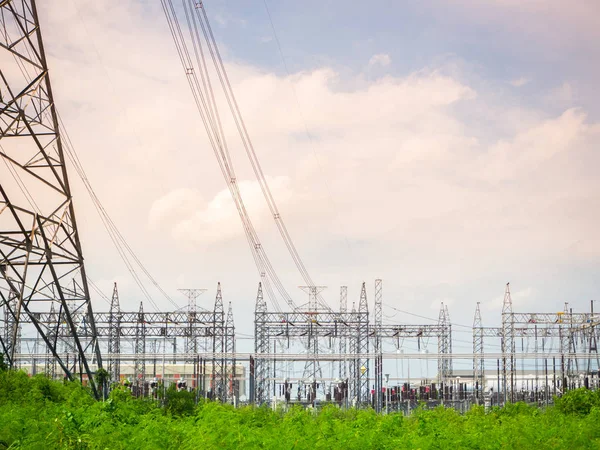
[31,0,600,358]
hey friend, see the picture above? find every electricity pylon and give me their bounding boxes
[0,0,102,398]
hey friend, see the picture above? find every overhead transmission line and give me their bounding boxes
[160,0,331,312]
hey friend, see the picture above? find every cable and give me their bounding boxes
[160,0,333,312]
[383,303,473,329]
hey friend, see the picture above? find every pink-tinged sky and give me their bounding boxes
[22,0,600,355]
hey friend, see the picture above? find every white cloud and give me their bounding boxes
[545,81,574,107]
[368,53,392,68]
[150,177,292,246]
[509,77,530,87]
[29,0,600,318]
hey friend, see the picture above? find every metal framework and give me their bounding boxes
[211,283,225,401]
[438,302,453,384]
[251,280,451,408]
[374,279,383,412]
[107,283,120,383]
[0,0,101,398]
[134,301,145,392]
[472,302,484,402]
[179,288,207,362]
[7,282,237,401]
[472,288,600,404]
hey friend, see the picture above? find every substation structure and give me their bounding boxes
[473,283,600,407]
[4,282,240,403]
[252,280,453,413]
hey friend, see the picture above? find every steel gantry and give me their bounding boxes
[473,287,600,404]
[6,282,238,402]
[0,0,101,398]
[251,280,452,409]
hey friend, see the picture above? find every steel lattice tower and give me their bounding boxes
[211,283,225,401]
[374,279,383,412]
[357,282,369,405]
[501,283,515,402]
[225,301,236,402]
[254,282,269,405]
[179,288,206,362]
[348,300,357,403]
[587,301,599,374]
[0,0,101,397]
[437,302,453,384]
[107,283,121,382]
[134,301,145,392]
[1,291,19,366]
[338,286,347,380]
[300,286,326,391]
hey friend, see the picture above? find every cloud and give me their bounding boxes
[28,0,600,319]
[509,77,530,87]
[544,82,574,107]
[368,53,391,68]
[213,12,247,28]
[149,177,292,246]
[436,0,600,49]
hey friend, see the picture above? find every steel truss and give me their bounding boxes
[474,287,600,404]
[6,282,237,402]
[252,281,451,408]
[0,0,101,398]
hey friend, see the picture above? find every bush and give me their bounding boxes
[1,371,600,449]
[555,388,600,415]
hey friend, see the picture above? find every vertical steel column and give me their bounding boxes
[179,289,206,363]
[254,283,270,405]
[1,291,19,367]
[212,283,225,401]
[473,302,484,403]
[225,301,236,403]
[134,301,146,394]
[588,301,599,375]
[348,301,358,404]
[339,286,348,380]
[445,304,453,377]
[501,283,514,402]
[357,282,369,405]
[45,302,57,377]
[374,279,383,412]
[107,283,121,383]
[301,286,325,393]
[437,303,451,385]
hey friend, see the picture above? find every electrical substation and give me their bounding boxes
[1,0,598,414]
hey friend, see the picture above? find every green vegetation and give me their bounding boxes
[1,368,600,449]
